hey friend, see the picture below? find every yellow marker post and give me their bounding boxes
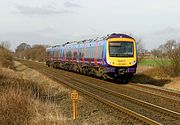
[71,90,79,120]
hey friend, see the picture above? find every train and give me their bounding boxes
[46,33,137,82]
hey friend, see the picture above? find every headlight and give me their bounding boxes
[107,60,114,65]
[107,60,111,64]
[131,61,136,65]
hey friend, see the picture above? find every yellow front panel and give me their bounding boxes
[106,38,137,67]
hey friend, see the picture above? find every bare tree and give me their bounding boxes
[15,43,31,52]
[0,41,10,50]
[0,41,13,68]
[135,38,146,62]
[128,34,146,62]
[157,40,180,77]
[15,43,31,58]
[15,43,46,62]
[163,40,176,53]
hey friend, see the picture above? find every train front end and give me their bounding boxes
[105,34,137,80]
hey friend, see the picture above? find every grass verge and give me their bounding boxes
[0,68,72,125]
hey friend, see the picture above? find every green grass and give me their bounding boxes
[138,59,169,67]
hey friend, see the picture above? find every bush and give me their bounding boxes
[0,43,14,68]
[167,47,180,76]
[156,41,180,77]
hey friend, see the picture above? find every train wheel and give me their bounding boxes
[98,67,107,79]
[82,67,87,75]
[103,73,109,80]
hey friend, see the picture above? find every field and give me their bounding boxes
[133,59,180,91]
[138,58,169,67]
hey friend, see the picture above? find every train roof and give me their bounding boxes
[46,33,135,49]
[107,33,135,40]
[46,45,61,50]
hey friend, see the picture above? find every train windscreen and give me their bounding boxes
[109,42,134,57]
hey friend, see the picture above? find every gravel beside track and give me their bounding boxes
[19,60,180,125]
[128,83,180,99]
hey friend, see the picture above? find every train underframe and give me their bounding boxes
[46,60,136,82]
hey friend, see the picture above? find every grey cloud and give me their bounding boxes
[15,4,74,16]
[64,1,82,8]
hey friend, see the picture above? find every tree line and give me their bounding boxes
[151,40,180,77]
[15,43,47,62]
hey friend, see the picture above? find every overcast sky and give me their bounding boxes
[0,0,180,51]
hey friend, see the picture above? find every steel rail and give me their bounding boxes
[122,83,180,103]
[40,67,180,121]
[44,68,180,119]
[42,70,160,125]
[46,65,180,108]
[129,83,180,98]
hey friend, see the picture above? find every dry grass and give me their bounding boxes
[133,65,179,89]
[133,66,171,86]
[0,90,35,125]
[163,77,180,91]
[0,69,36,125]
[0,58,14,68]
[0,66,72,125]
[0,45,14,69]
[141,66,168,77]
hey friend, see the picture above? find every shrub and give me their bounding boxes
[154,40,180,77]
[158,46,180,77]
[0,42,14,68]
[167,47,180,77]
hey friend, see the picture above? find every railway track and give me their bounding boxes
[18,60,180,125]
[36,61,180,113]
[128,83,180,99]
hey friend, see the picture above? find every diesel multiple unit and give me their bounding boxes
[46,33,137,81]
